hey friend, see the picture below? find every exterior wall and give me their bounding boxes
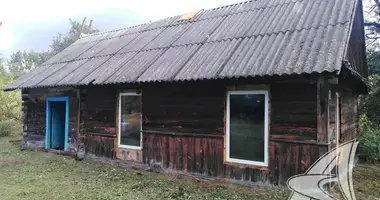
[21,87,79,151]
[329,77,359,149]
[346,0,367,78]
[21,80,334,186]
[142,82,317,140]
[340,89,359,142]
[142,82,224,135]
[81,87,117,158]
[80,86,143,160]
[143,135,326,185]
[141,81,322,186]
[270,83,317,141]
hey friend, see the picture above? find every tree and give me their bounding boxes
[364,0,380,44]
[360,1,380,120]
[0,18,99,136]
[50,18,99,55]
[6,18,99,78]
[0,58,21,121]
[7,51,52,78]
[360,49,380,122]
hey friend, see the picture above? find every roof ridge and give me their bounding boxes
[78,0,305,42]
[80,22,149,38]
[205,0,253,11]
[80,14,185,39]
[80,0,303,40]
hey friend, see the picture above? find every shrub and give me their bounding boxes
[357,117,380,161]
[0,121,12,137]
[0,120,21,137]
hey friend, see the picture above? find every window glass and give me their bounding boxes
[120,94,141,147]
[229,93,266,163]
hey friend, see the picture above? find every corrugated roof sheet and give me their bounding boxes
[5,0,359,90]
[58,56,112,85]
[138,45,201,82]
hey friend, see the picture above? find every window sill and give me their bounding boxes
[224,160,269,170]
[118,145,142,150]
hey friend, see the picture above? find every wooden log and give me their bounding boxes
[142,130,224,138]
[85,132,117,137]
[317,77,329,145]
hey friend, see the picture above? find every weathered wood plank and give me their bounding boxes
[84,134,115,158]
[317,77,329,144]
[341,90,358,142]
[22,87,79,150]
[143,134,326,186]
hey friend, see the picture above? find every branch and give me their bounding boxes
[375,0,380,9]
[366,5,377,15]
[366,33,380,39]
[366,38,379,47]
[364,22,380,29]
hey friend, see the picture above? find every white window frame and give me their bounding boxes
[226,90,269,167]
[118,92,143,150]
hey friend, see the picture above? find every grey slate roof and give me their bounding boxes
[6,0,359,90]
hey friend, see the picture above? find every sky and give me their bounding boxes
[0,0,241,57]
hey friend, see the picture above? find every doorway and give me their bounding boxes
[45,97,69,150]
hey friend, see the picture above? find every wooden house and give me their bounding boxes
[4,0,368,186]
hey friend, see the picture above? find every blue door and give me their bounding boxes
[51,102,66,149]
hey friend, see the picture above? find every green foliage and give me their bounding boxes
[357,126,380,161]
[357,115,380,161]
[0,120,19,137]
[0,59,20,135]
[0,60,21,122]
[367,48,380,75]
[7,50,52,79]
[6,18,99,79]
[359,45,380,162]
[0,121,12,137]
[0,19,99,137]
[359,4,380,162]
[359,50,380,124]
[50,19,99,55]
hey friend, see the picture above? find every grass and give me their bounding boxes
[0,136,379,200]
[352,163,380,199]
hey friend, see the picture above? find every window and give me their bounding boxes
[226,90,269,167]
[118,92,142,149]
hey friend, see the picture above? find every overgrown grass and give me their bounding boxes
[0,136,289,200]
[0,136,379,199]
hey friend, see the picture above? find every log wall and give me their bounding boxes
[141,81,320,185]
[21,79,358,186]
[143,134,327,185]
[21,87,78,150]
[142,82,317,141]
[270,83,317,141]
[81,86,118,158]
[341,90,358,142]
[83,133,116,158]
[142,82,224,135]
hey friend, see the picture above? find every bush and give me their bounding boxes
[0,121,12,137]
[357,116,380,161]
[0,120,21,137]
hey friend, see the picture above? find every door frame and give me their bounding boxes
[336,93,342,146]
[45,96,69,150]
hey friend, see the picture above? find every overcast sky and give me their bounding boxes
[0,0,241,57]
